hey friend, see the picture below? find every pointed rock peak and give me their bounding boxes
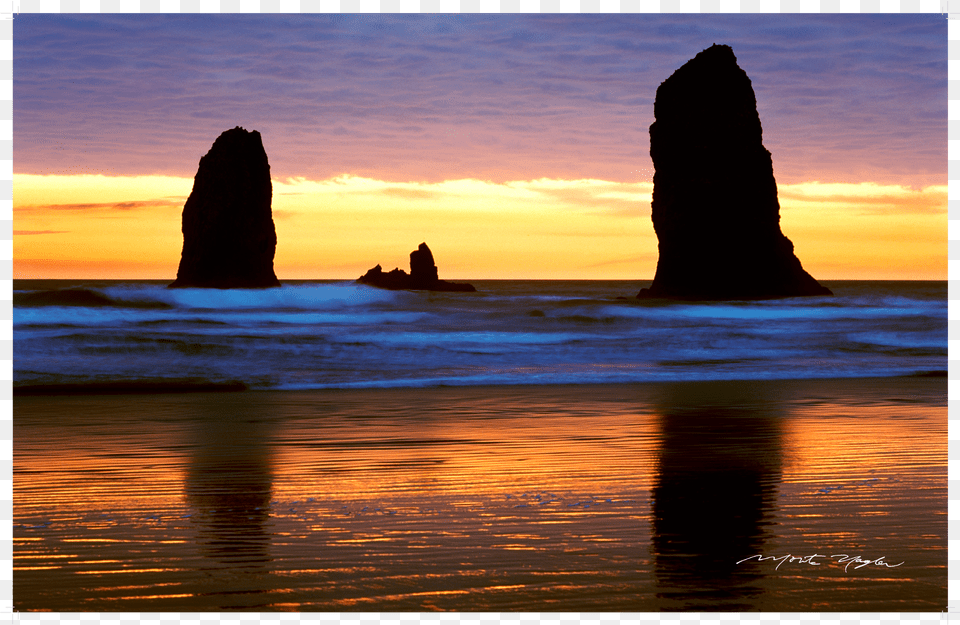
[206,127,266,158]
[654,44,756,128]
[698,43,736,60]
[679,44,739,71]
[217,125,261,142]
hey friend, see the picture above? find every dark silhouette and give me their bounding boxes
[650,381,784,611]
[638,45,830,300]
[170,127,281,289]
[358,242,476,292]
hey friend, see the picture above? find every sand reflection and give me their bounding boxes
[650,381,784,611]
[182,396,277,606]
[13,379,943,611]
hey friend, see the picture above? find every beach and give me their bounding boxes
[11,14,949,616]
[14,376,945,612]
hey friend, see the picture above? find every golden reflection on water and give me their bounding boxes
[14,378,945,611]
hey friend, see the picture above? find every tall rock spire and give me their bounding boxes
[638,45,830,300]
[170,126,281,289]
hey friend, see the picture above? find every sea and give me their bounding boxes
[12,279,948,612]
[12,279,947,391]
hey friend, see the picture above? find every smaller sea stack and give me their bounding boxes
[170,126,281,289]
[358,243,476,292]
[638,44,830,300]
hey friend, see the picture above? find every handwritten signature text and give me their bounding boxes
[737,553,904,573]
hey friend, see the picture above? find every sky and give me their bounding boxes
[12,13,946,280]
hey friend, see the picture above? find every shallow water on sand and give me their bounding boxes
[14,378,945,611]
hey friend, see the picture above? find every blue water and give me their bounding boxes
[13,280,946,391]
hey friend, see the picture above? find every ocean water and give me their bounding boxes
[12,280,947,390]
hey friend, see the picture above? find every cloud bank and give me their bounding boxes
[14,14,945,187]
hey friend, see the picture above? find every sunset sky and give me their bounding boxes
[13,14,946,280]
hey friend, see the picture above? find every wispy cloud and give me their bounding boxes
[778,182,947,215]
[381,187,438,200]
[581,254,658,269]
[508,179,653,216]
[13,14,944,187]
[15,198,183,213]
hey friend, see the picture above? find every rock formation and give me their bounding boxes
[409,242,440,289]
[170,126,281,289]
[358,243,476,292]
[638,44,830,300]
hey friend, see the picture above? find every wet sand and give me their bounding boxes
[14,377,946,611]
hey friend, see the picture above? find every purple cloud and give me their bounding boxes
[13,14,945,187]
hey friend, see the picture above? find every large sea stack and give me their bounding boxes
[638,45,830,300]
[170,127,280,289]
[358,243,476,292]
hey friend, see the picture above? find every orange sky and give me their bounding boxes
[13,174,946,281]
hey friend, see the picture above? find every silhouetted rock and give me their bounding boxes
[358,243,476,292]
[638,44,830,300]
[357,265,411,290]
[170,126,280,289]
[409,242,440,288]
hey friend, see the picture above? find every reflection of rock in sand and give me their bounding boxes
[182,397,277,605]
[649,381,784,611]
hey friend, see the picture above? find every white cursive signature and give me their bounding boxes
[737,553,904,572]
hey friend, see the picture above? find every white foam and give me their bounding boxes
[103,282,400,310]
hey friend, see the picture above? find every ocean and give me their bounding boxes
[12,280,947,612]
[12,279,947,391]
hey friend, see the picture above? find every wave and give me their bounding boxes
[14,308,428,332]
[603,298,943,322]
[15,307,175,328]
[106,282,401,310]
[14,288,173,309]
[334,330,591,347]
[15,282,402,312]
[848,331,946,350]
